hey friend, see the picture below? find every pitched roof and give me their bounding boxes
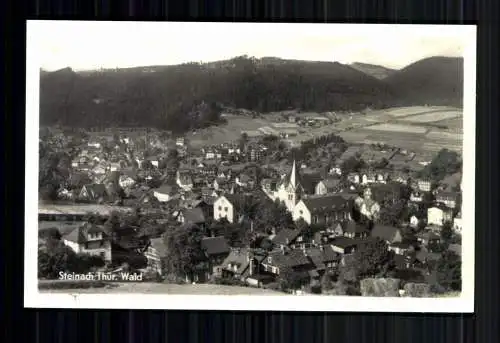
[300,194,350,214]
[201,236,230,256]
[82,184,108,200]
[319,178,341,190]
[341,220,369,234]
[271,228,301,246]
[331,236,358,249]
[221,248,251,274]
[306,245,340,269]
[154,184,178,195]
[182,207,206,224]
[266,249,311,268]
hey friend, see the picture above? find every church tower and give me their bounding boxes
[284,160,301,212]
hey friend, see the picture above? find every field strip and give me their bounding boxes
[400,111,462,123]
[362,123,428,134]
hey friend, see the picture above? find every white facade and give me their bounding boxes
[410,215,419,228]
[63,239,81,253]
[119,176,136,188]
[427,207,449,226]
[315,181,328,195]
[436,197,456,209]
[214,196,236,223]
[292,200,312,224]
[453,216,463,234]
[153,191,171,202]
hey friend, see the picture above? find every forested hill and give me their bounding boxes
[39,56,463,132]
[384,57,464,107]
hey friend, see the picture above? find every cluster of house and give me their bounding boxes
[200,143,268,163]
[40,131,462,288]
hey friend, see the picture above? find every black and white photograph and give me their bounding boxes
[25,21,476,312]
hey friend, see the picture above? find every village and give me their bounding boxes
[38,121,463,296]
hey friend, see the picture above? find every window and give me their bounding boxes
[313,216,318,224]
[288,194,293,200]
[99,252,105,259]
[218,206,222,211]
[224,207,228,212]
[299,210,303,215]
[267,257,272,264]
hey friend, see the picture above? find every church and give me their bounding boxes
[262,160,306,213]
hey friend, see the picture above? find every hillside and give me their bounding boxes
[349,62,396,79]
[39,56,464,132]
[383,57,464,107]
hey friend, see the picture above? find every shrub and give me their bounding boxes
[360,278,401,297]
[212,276,247,287]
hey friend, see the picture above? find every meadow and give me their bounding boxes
[185,106,463,155]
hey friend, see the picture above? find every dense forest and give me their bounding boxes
[384,57,464,107]
[39,56,464,133]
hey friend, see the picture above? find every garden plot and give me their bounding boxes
[363,123,428,134]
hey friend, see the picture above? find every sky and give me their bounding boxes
[28,21,474,71]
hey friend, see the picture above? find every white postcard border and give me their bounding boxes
[24,22,476,312]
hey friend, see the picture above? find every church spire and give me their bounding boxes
[290,160,297,188]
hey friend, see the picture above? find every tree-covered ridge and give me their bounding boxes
[40,56,464,132]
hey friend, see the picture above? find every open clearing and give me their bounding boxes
[384,106,457,117]
[40,282,284,295]
[186,106,463,154]
[363,123,428,134]
[400,110,462,123]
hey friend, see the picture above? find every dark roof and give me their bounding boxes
[371,225,401,242]
[319,178,341,190]
[221,248,251,274]
[341,220,369,234]
[331,237,358,249]
[82,184,108,200]
[448,244,462,256]
[155,184,178,195]
[416,231,441,241]
[266,249,311,268]
[272,228,301,246]
[416,250,441,263]
[306,245,340,269]
[300,172,323,194]
[201,236,231,256]
[182,207,206,224]
[301,194,350,214]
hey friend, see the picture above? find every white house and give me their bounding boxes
[176,171,194,192]
[416,179,432,192]
[427,206,453,226]
[409,215,420,228]
[213,195,239,223]
[453,212,463,234]
[315,178,341,195]
[436,192,458,209]
[347,173,360,184]
[293,194,351,225]
[119,175,136,188]
[153,185,177,202]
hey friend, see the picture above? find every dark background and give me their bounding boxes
[3,0,498,342]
